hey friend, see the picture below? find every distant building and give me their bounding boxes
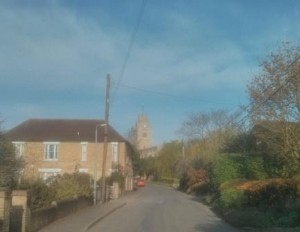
[139,145,162,159]
[129,114,162,159]
[136,114,152,150]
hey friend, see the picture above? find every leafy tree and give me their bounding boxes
[0,125,23,188]
[130,147,143,176]
[138,157,159,179]
[125,126,138,148]
[155,141,182,179]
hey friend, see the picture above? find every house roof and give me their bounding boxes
[5,119,127,143]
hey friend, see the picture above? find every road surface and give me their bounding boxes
[87,183,241,232]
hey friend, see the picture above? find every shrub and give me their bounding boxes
[224,208,300,228]
[276,211,300,227]
[179,168,209,193]
[108,172,125,190]
[237,179,297,210]
[210,154,241,189]
[219,179,245,192]
[224,208,275,228]
[19,179,56,210]
[218,188,247,212]
[179,172,189,191]
[241,155,268,180]
[49,173,92,201]
[210,154,268,189]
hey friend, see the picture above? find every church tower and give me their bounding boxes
[136,113,152,150]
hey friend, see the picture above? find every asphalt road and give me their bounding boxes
[87,183,241,232]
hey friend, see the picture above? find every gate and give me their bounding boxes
[9,206,23,232]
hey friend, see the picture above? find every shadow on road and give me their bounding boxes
[194,223,242,232]
[189,195,242,232]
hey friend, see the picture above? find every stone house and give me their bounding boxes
[5,119,134,191]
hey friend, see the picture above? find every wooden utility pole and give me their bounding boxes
[101,74,111,203]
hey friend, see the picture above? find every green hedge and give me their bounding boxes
[210,154,267,190]
[211,154,241,188]
[218,188,247,212]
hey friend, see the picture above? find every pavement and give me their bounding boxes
[38,191,139,232]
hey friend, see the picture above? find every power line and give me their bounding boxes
[111,0,147,104]
[113,82,179,98]
[112,81,242,107]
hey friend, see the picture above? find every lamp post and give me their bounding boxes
[93,123,106,205]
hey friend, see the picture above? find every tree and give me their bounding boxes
[155,141,182,179]
[247,43,300,177]
[178,109,238,164]
[247,42,300,122]
[125,126,138,148]
[0,125,23,188]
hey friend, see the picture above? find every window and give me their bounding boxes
[38,168,61,181]
[13,142,24,158]
[79,168,88,173]
[44,142,59,161]
[81,142,88,161]
[111,142,118,163]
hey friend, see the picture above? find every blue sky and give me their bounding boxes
[1,0,300,144]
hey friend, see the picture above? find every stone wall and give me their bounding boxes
[0,189,11,232]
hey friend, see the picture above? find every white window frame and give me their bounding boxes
[79,168,88,173]
[111,142,118,163]
[43,142,59,161]
[81,142,88,162]
[13,142,25,158]
[38,168,61,181]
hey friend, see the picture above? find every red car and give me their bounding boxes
[136,179,146,187]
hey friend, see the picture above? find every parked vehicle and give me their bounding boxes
[136,179,146,187]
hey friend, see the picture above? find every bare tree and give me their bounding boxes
[247,43,300,177]
[247,42,300,122]
[178,109,238,164]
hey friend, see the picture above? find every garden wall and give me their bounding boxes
[30,196,92,232]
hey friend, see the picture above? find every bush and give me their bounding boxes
[241,155,268,180]
[179,168,209,194]
[224,208,276,228]
[236,179,297,210]
[218,188,247,212]
[108,172,125,190]
[210,154,268,190]
[50,173,92,201]
[210,154,241,189]
[224,208,300,228]
[19,179,56,210]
